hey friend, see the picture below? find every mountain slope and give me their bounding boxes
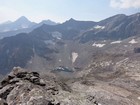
[0,13,140,75]
[79,13,140,43]
[0,18,96,74]
[0,33,60,74]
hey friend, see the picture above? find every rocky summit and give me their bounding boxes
[0,67,98,105]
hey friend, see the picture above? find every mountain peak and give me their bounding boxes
[19,16,28,20]
[19,16,27,19]
[68,18,76,22]
[64,18,77,24]
[15,16,30,23]
[40,19,57,25]
[69,18,76,21]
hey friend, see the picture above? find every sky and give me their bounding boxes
[0,0,140,23]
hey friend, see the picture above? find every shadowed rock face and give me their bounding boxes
[0,67,99,105]
[134,47,140,53]
[0,33,59,74]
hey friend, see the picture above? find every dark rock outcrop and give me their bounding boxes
[134,47,140,53]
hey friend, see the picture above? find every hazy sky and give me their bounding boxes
[0,0,140,23]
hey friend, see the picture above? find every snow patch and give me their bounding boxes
[94,25,105,29]
[52,31,62,40]
[138,97,140,100]
[111,40,122,44]
[72,52,78,63]
[56,37,61,40]
[92,43,105,48]
[59,59,62,62]
[129,39,137,44]
[44,40,55,45]
[56,66,65,70]
[21,24,28,28]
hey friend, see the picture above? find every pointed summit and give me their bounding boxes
[40,19,57,25]
[69,18,76,21]
[66,18,76,23]
[14,16,30,24]
[19,16,28,20]
[12,16,36,29]
[63,18,77,25]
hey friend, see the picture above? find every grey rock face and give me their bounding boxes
[0,67,99,105]
[0,98,8,105]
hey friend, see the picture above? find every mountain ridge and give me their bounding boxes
[0,16,57,39]
[0,12,140,74]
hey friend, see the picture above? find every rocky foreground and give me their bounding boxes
[1,64,140,105]
[0,67,98,105]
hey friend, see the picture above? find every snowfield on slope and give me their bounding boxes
[129,39,137,44]
[94,25,105,29]
[72,52,78,63]
[92,43,105,48]
[111,40,122,44]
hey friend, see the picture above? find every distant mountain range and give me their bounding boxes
[0,13,140,74]
[0,16,36,32]
[0,16,57,39]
